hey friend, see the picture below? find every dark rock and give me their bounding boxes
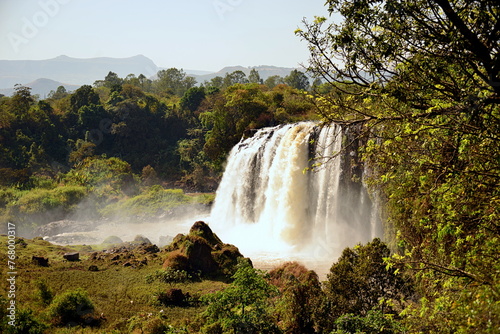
[189,221,222,247]
[185,236,219,274]
[141,244,160,254]
[32,256,49,267]
[63,252,80,261]
[88,265,99,272]
[157,288,187,306]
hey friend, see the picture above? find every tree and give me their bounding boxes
[200,83,270,164]
[69,85,100,114]
[137,73,152,91]
[264,75,285,88]
[155,68,196,96]
[223,70,248,88]
[297,1,500,331]
[201,259,279,333]
[284,69,310,90]
[269,262,325,334]
[180,86,206,112]
[9,85,34,115]
[103,71,123,90]
[48,86,68,100]
[248,68,263,84]
[325,239,412,319]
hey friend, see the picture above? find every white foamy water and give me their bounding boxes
[207,122,382,270]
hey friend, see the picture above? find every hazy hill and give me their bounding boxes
[0,55,159,88]
[0,78,80,98]
[0,55,303,93]
[194,65,300,82]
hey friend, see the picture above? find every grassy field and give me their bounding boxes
[0,235,228,333]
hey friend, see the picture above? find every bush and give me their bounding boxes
[35,280,53,305]
[48,288,95,326]
[3,309,47,334]
[146,268,195,284]
[333,309,406,334]
[201,259,280,333]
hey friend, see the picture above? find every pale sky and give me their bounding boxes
[0,0,331,71]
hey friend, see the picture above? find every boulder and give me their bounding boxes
[32,256,49,267]
[141,244,160,254]
[63,252,80,261]
[157,288,188,306]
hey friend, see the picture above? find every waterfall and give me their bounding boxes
[209,122,382,264]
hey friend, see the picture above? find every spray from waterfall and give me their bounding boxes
[208,122,382,264]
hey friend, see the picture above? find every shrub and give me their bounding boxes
[127,315,168,334]
[35,280,53,305]
[146,268,195,284]
[201,259,280,333]
[332,309,406,334]
[3,309,47,334]
[48,288,95,326]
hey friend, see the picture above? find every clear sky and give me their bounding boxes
[0,0,331,72]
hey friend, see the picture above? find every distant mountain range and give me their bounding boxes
[0,55,301,97]
[0,78,80,98]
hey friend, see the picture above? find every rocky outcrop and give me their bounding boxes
[162,221,246,277]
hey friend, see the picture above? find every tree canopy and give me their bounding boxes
[297,0,500,331]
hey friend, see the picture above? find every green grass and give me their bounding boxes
[0,235,227,333]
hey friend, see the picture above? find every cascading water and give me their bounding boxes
[208,122,382,267]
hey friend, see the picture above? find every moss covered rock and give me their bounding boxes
[162,221,245,277]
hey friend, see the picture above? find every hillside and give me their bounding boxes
[0,55,301,91]
[0,78,80,98]
[0,55,159,88]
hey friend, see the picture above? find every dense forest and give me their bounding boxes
[1,0,499,333]
[0,67,317,234]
